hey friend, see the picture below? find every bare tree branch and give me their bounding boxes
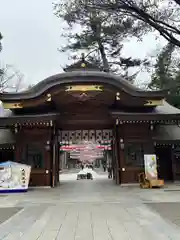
[0,64,24,92]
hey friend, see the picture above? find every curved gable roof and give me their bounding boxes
[0,71,167,100]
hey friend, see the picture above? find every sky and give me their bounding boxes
[0,0,167,89]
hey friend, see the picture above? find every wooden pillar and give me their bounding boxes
[52,142,56,187]
[171,146,175,182]
[111,139,116,180]
[45,145,51,186]
[51,122,59,187]
[55,135,60,183]
[115,126,120,184]
[114,120,122,184]
[56,141,60,183]
[117,122,126,184]
[171,144,179,182]
[51,123,57,187]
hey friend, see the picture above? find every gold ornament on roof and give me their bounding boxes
[2,102,23,109]
[46,93,51,102]
[144,99,163,106]
[65,85,103,92]
[81,63,86,68]
[116,92,120,100]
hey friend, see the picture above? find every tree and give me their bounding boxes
[0,33,25,92]
[148,42,180,107]
[90,0,180,48]
[0,32,2,53]
[167,71,180,108]
[0,64,25,93]
[149,42,175,90]
[54,0,149,81]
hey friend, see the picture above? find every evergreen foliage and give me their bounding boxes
[54,0,149,81]
[91,0,180,48]
[149,42,180,108]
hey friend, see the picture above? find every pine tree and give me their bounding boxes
[148,42,180,108]
[54,0,149,81]
[149,43,175,90]
[91,0,180,48]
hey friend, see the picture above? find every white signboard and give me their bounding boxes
[0,161,31,193]
[144,154,158,180]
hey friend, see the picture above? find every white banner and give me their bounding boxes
[0,161,31,192]
[144,154,158,180]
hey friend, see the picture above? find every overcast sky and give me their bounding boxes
[0,0,166,88]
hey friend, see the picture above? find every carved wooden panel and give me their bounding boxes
[69,131,76,143]
[75,130,82,142]
[89,130,96,141]
[61,131,69,143]
[103,129,112,141]
[96,130,102,142]
[82,130,89,141]
[59,129,113,143]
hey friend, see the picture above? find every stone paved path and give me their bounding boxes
[0,171,180,239]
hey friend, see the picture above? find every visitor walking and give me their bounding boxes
[108,166,112,179]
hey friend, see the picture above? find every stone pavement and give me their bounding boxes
[1,172,180,239]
